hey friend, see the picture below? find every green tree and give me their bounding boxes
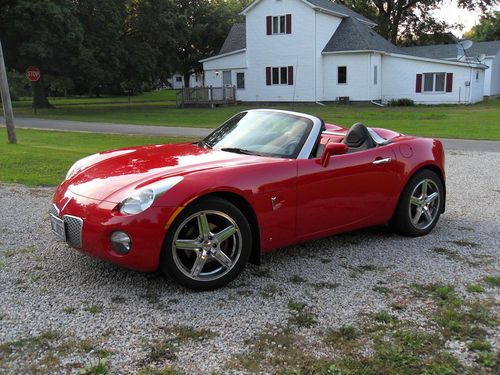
[174,0,251,87]
[0,0,83,108]
[123,0,180,92]
[73,0,127,96]
[464,11,500,41]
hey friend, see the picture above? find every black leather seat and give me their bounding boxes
[342,123,375,152]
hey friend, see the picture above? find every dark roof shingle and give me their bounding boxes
[219,23,246,55]
[323,17,398,53]
[307,0,376,25]
[401,41,500,59]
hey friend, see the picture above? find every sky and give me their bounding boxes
[432,0,499,37]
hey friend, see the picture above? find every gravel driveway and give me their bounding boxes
[0,151,499,374]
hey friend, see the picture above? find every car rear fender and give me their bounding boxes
[392,138,446,213]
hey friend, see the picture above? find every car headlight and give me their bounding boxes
[119,176,183,215]
[66,154,99,180]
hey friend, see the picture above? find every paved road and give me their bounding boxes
[0,116,212,137]
[1,116,499,152]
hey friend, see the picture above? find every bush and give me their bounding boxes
[6,70,31,101]
[388,98,415,107]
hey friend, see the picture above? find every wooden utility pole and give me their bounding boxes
[0,39,17,144]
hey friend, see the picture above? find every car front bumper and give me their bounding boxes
[51,191,177,272]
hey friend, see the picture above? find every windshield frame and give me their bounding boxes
[201,109,324,159]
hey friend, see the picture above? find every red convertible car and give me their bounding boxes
[51,109,445,290]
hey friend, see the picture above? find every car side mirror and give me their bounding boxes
[320,143,348,167]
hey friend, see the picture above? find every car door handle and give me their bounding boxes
[372,158,392,165]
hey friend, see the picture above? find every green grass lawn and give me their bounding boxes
[4,93,500,140]
[0,129,194,186]
[13,89,178,107]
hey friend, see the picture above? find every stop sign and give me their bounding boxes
[26,66,41,82]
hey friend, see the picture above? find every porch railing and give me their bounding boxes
[176,86,236,108]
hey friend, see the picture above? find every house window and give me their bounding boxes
[423,73,446,92]
[267,15,291,34]
[475,71,479,82]
[273,16,285,34]
[272,67,288,85]
[373,66,378,85]
[338,66,347,84]
[175,77,182,82]
[266,66,293,86]
[237,73,245,89]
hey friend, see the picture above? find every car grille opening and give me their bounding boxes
[50,204,59,217]
[64,215,83,249]
[50,204,83,249]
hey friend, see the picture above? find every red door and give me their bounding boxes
[296,146,399,240]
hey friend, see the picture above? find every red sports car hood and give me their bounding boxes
[64,142,267,203]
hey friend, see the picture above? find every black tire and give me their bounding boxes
[160,197,252,291]
[390,169,444,237]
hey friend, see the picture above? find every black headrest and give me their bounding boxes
[344,123,374,148]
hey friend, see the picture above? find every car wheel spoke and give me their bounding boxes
[191,251,207,277]
[410,196,421,206]
[421,180,428,197]
[214,225,237,243]
[412,208,423,225]
[423,209,433,224]
[213,250,233,269]
[174,239,200,250]
[425,192,439,205]
[197,213,211,239]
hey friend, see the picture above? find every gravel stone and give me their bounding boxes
[0,151,499,374]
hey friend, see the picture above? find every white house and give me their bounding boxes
[168,73,204,89]
[201,0,494,104]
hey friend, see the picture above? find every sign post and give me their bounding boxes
[0,39,17,144]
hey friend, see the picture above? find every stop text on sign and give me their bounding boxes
[26,66,41,82]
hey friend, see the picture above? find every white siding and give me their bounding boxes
[369,53,382,100]
[381,55,485,104]
[315,12,341,101]
[484,52,500,97]
[244,0,316,101]
[323,53,371,101]
[203,51,247,88]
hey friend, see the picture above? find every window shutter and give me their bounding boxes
[446,73,453,92]
[416,74,422,93]
[288,66,294,85]
[286,14,292,34]
[266,67,271,85]
[266,16,272,35]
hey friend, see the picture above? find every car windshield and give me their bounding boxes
[202,111,313,158]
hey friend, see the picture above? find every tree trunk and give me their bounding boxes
[183,72,191,88]
[32,76,53,109]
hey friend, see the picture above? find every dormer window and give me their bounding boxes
[267,14,292,35]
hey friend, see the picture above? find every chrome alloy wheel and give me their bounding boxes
[171,210,242,282]
[409,179,440,230]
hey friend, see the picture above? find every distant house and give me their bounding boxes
[168,73,204,89]
[402,41,500,98]
[201,0,494,104]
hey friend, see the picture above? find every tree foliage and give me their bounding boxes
[0,0,249,105]
[464,11,500,41]
[336,0,498,44]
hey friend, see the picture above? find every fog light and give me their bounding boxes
[110,231,132,254]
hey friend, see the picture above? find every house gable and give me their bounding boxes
[242,0,376,26]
